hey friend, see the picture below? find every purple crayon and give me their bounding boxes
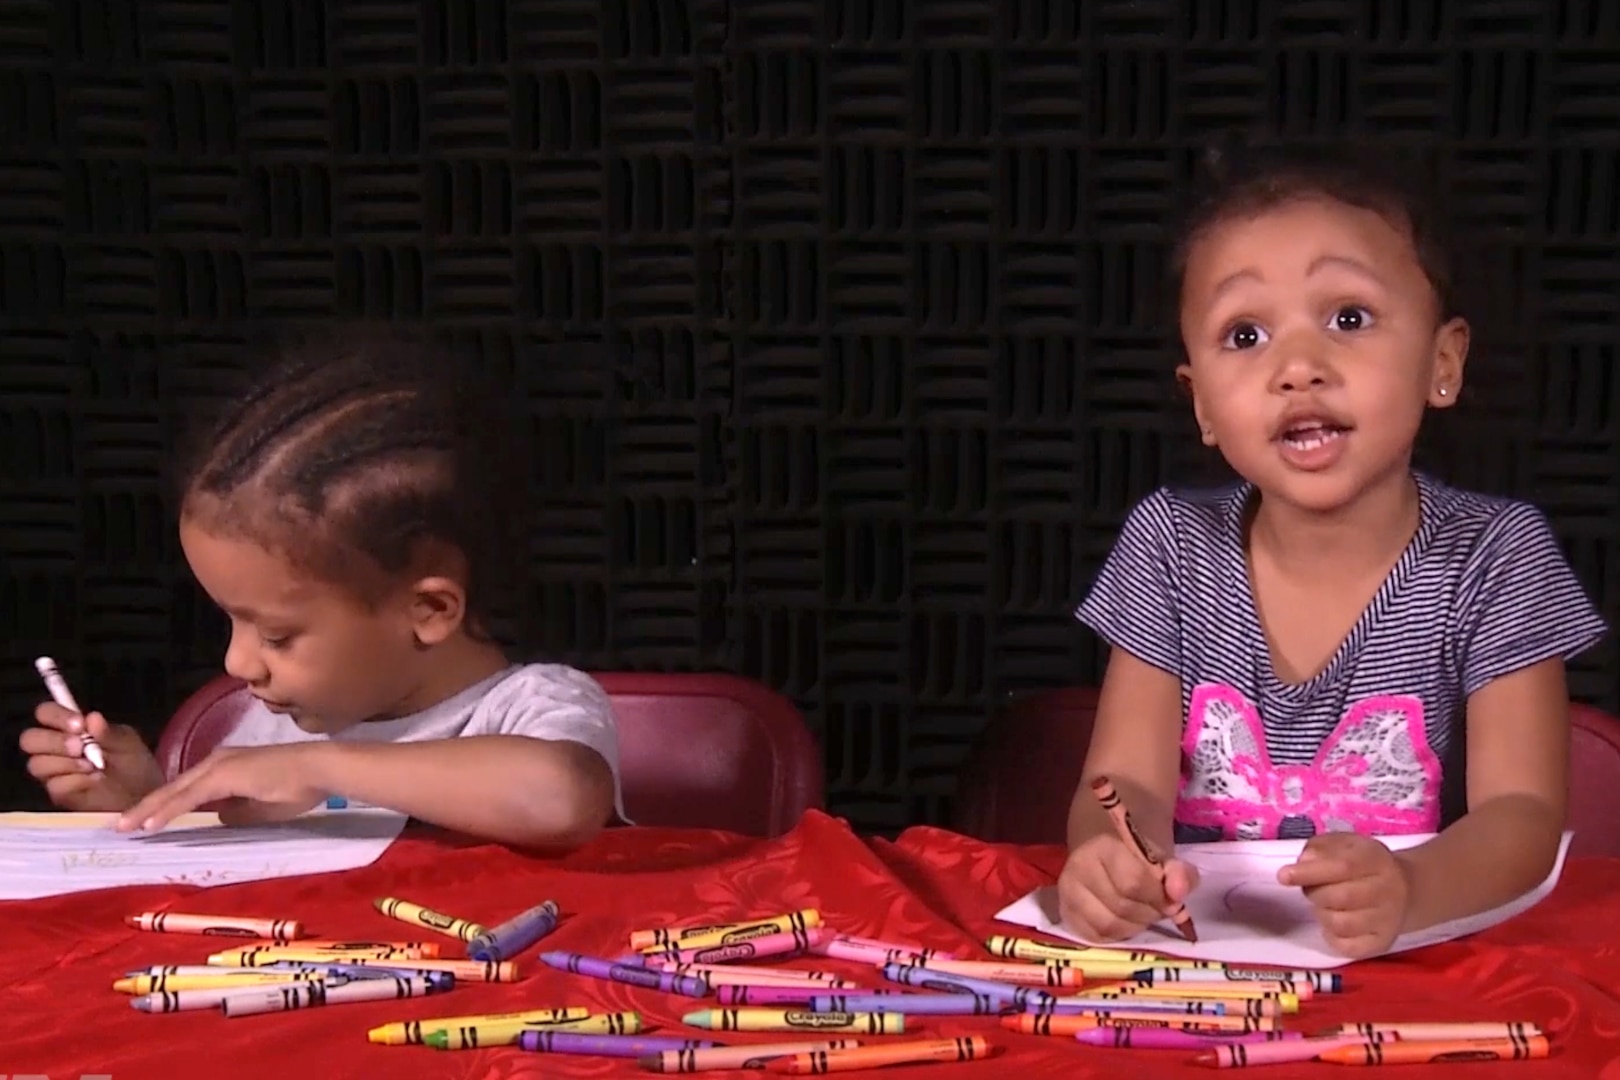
[1076,1028,1303,1049]
[809,993,1002,1016]
[717,984,895,1006]
[880,962,1054,1008]
[467,900,559,962]
[540,951,711,998]
[517,1031,724,1057]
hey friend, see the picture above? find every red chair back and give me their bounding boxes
[156,671,824,837]
[952,687,1620,858]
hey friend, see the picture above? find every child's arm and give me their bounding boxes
[1066,648,1185,854]
[117,736,616,848]
[1393,656,1568,931]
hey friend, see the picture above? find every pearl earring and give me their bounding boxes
[1437,387,1448,397]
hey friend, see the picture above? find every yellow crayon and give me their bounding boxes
[985,936,1178,965]
[367,1006,592,1046]
[682,1009,905,1035]
[207,946,424,966]
[374,896,486,942]
[114,972,322,994]
[634,910,824,953]
[424,1011,642,1049]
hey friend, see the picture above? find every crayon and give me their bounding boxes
[517,1031,725,1057]
[1321,1022,1541,1041]
[764,1036,993,1075]
[1077,993,1280,1019]
[293,939,444,956]
[1099,968,1329,994]
[682,1008,905,1035]
[1082,990,1296,1016]
[425,1011,642,1049]
[833,934,959,961]
[637,1040,860,1073]
[334,957,518,982]
[908,959,1081,987]
[1316,1035,1550,1065]
[115,972,327,994]
[221,975,439,1018]
[1026,997,1228,1016]
[125,912,304,941]
[207,946,428,966]
[258,962,457,987]
[466,899,559,962]
[1092,776,1197,942]
[718,985,891,1006]
[807,993,1001,1016]
[367,1006,592,1045]
[132,981,344,1013]
[1190,1034,1391,1067]
[374,896,487,942]
[632,910,823,951]
[881,962,1055,1008]
[1002,1012,1274,1036]
[656,927,829,967]
[35,657,104,770]
[541,951,711,997]
[985,935,1173,965]
[813,938,935,968]
[651,961,853,987]
[1076,1028,1302,1050]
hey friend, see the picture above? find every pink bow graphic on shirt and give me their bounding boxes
[1176,684,1442,841]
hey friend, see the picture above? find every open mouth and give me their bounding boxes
[1277,420,1350,451]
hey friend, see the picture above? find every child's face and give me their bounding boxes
[179,517,430,734]
[1175,196,1469,514]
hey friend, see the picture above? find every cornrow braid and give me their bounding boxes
[179,329,524,635]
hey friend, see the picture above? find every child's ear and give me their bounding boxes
[1177,364,1217,446]
[1428,316,1470,409]
[407,576,467,647]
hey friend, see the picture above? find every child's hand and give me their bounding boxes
[1058,833,1201,942]
[116,743,332,832]
[1280,832,1410,959]
[18,703,166,812]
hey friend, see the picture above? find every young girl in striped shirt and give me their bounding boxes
[1059,139,1607,958]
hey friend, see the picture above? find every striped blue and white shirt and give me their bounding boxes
[1077,472,1608,843]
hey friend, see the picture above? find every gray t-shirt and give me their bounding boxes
[1077,472,1607,844]
[220,663,626,821]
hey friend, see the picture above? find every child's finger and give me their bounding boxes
[25,751,93,780]
[31,701,83,733]
[44,772,101,803]
[18,725,76,758]
[1163,858,1201,902]
[1278,854,1353,888]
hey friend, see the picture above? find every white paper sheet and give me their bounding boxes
[994,831,1573,969]
[0,807,406,899]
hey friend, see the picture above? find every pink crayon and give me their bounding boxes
[1076,1028,1304,1050]
[814,938,936,967]
[658,927,829,966]
[832,934,959,960]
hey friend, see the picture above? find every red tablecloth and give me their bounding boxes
[6,810,1620,1078]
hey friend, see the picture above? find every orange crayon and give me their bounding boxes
[1192,1035,1392,1068]
[1091,776,1197,942]
[1317,1035,1550,1065]
[764,1036,994,1074]
[126,912,304,942]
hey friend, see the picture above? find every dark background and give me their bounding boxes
[2,1,1616,831]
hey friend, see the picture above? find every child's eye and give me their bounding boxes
[1221,322,1269,350]
[259,632,294,650]
[1328,305,1374,331]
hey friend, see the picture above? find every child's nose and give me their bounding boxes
[1267,335,1336,392]
[223,628,269,686]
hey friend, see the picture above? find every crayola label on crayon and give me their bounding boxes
[784,1012,855,1028]
[719,925,786,944]
[693,944,756,964]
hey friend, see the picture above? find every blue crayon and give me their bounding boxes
[880,962,1054,1008]
[467,899,559,962]
[518,1031,724,1057]
[809,992,1003,1015]
[540,951,711,998]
